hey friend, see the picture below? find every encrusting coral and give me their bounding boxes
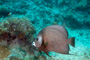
[0,45,11,60]
[0,16,40,59]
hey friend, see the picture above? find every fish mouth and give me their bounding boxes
[32,42,36,47]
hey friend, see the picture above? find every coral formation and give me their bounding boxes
[0,45,11,60]
[0,0,89,29]
[0,0,90,60]
[0,16,39,59]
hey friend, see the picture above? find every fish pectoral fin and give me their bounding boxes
[42,42,48,46]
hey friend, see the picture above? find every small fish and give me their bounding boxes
[8,12,12,15]
[33,25,75,54]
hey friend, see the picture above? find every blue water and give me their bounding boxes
[0,0,90,60]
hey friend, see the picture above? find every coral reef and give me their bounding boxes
[0,16,39,59]
[0,0,90,29]
[0,0,90,60]
[0,45,11,60]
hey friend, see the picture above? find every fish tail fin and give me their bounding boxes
[68,37,75,47]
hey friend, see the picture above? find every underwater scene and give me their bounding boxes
[0,0,90,60]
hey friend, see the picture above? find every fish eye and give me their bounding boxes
[36,38,38,41]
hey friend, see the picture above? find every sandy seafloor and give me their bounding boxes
[0,0,90,60]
